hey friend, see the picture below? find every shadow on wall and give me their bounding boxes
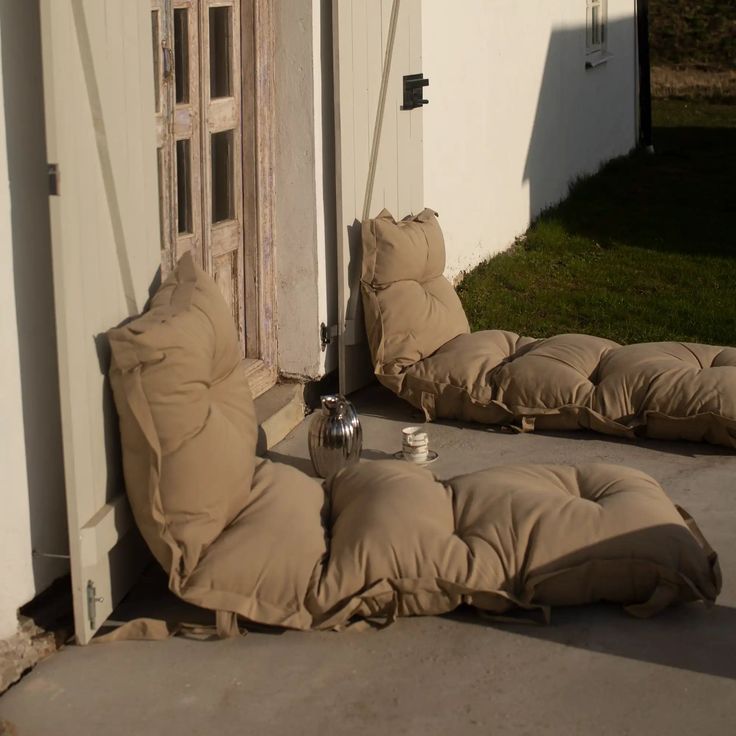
[523,17,637,222]
[0,1,69,589]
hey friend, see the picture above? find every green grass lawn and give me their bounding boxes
[456,100,736,346]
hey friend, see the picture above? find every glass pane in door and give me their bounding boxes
[209,6,232,98]
[151,10,160,112]
[174,8,190,103]
[176,139,193,233]
[211,130,234,222]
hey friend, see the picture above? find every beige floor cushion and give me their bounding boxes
[312,461,720,627]
[182,457,722,630]
[361,209,736,449]
[107,252,720,638]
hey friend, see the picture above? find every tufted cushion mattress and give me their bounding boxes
[108,253,720,636]
[127,457,722,631]
[361,210,736,448]
[310,461,720,626]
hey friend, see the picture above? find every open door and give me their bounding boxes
[333,0,424,395]
[151,0,277,398]
[40,0,161,643]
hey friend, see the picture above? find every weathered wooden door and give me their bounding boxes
[333,0,424,395]
[152,0,276,395]
[40,0,160,643]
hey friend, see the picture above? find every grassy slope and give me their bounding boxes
[456,100,736,346]
[649,0,736,69]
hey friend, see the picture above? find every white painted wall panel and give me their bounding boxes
[40,0,161,643]
[333,0,424,394]
[422,0,638,279]
[0,0,67,640]
[0,30,35,639]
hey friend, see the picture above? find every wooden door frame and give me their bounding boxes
[240,0,277,396]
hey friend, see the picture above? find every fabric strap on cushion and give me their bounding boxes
[676,505,722,590]
[624,582,681,618]
[420,392,436,422]
[625,504,722,618]
[92,610,247,642]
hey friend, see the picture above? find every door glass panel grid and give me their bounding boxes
[171,0,203,264]
[154,0,248,357]
[200,0,244,350]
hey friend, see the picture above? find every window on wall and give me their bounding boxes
[586,0,607,57]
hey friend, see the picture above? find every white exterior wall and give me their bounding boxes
[0,1,68,639]
[0,37,35,640]
[422,0,638,279]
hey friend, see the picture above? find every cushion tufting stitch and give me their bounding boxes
[361,210,736,448]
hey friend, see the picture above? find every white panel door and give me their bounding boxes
[40,0,161,643]
[333,0,424,395]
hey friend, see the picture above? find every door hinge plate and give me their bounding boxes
[86,580,104,631]
[48,163,60,196]
[320,323,338,351]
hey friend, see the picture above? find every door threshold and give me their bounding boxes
[254,382,306,455]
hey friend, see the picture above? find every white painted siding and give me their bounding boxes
[39,0,162,644]
[0,1,67,639]
[422,0,638,279]
[0,39,35,639]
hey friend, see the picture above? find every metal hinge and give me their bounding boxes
[162,43,173,80]
[86,580,104,631]
[320,323,338,351]
[48,163,60,196]
[320,320,361,350]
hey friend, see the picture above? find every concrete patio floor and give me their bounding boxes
[2,384,735,735]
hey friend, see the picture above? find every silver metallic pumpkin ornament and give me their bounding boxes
[308,395,363,478]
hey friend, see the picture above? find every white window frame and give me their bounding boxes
[586,0,608,66]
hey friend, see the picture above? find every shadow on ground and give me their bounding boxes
[352,384,736,460]
[549,122,736,260]
[447,601,736,681]
[110,566,736,681]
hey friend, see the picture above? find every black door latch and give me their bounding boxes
[401,73,429,111]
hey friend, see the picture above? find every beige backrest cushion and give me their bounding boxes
[361,209,470,389]
[108,253,258,580]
